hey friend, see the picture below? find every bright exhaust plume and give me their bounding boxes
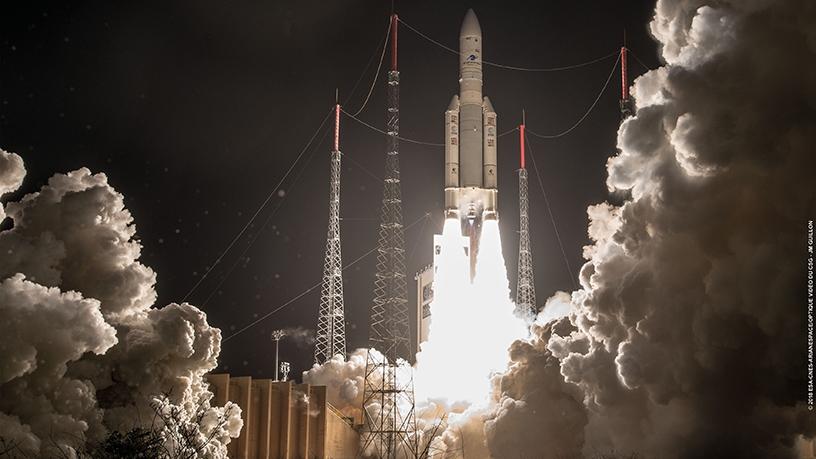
[415,218,526,407]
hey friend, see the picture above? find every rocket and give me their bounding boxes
[444,9,497,273]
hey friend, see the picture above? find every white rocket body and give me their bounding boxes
[444,9,498,273]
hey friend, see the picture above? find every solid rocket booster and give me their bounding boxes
[445,9,498,246]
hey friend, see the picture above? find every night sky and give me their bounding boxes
[0,1,661,380]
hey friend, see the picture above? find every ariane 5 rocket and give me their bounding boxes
[444,9,497,274]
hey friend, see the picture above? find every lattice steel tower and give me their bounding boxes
[363,15,418,459]
[369,15,410,364]
[516,122,537,318]
[314,104,347,364]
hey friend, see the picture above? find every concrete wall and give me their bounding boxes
[205,374,359,459]
[250,379,273,459]
[208,373,230,406]
[325,403,359,458]
[230,376,253,458]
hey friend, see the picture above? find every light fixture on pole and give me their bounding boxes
[272,330,286,381]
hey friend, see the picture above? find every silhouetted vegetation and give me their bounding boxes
[0,393,237,459]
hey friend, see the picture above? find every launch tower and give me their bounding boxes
[369,14,411,362]
[362,14,418,458]
[314,104,347,364]
[516,121,537,318]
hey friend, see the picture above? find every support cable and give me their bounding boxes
[526,52,621,139]
[499,126,519,137]
[344,109,518,148]
[398,18,618,72]
[182,106,334,303]
[344,151,384,183]
[524,134,578,290]
[343,19,392,109]
[342,108,445,146]
[222,213,430,343]
[350,19,393,117]
[200,126,330,308]
[187,19,396,304]
[192,102,389,309]
[406,213,430,264]
[627,47,656,73]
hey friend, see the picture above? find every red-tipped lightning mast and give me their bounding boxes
[363,10,417,457]
[619,32,633,119]
[390,14,398,71]
[519,111,526,170]
[517,110,535,317]
[315,93,346,364]
[621,46,628,101]
[333,102,340,152]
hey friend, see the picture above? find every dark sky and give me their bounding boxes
[0,1,660,380]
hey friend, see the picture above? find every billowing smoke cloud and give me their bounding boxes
[485,316,587,458]
[302,348,368,421]
[0,151,241,457]
[534,290,573,326]
[0,273,118,453]
[0,150,25,223]
[425,407,492,459]
[490,0,815,457]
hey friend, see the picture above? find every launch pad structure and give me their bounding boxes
[362,13,419,459]
[368,13,411,364]
[516,120,537,318]
[314,104,347,365]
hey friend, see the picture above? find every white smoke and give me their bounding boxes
[277,326,317,347]
[302,348,368,422]
[534,290,573,326]
[0,274,118,453]
[489,0,816,457]
[484,316,588,459]
[0,151,241,457]
[423,406,493,459]
[0,150,25,223]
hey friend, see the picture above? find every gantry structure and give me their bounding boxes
[363,14,418,458]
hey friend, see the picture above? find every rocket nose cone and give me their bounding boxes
[448,94,460,110]
[460,9,481,37]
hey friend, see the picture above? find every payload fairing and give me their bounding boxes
[444,9,498,274]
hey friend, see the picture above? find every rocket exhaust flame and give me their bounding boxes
[415,218,526,407]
